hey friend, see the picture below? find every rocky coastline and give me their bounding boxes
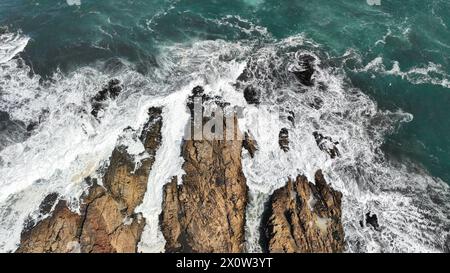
[16,67,346,253]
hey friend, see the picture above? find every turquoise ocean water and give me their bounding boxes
[0,0,449,252]
[1,0,449,183]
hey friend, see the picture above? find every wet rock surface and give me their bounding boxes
[313,131,340,159]
[262,170,345,253]
[17,200,83,253]
[0,111,29,151]
[365,212,380,231]
[16,107,162,253]
[290,53,316,87]
[243,131,258,158]
[308,96,324,110]
[279,128,290,152]
[38,192,59,215]
[243,85,260,105]
[160,87,248,253]
[90,79,123,118]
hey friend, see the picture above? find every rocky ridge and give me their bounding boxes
[16,107,162,253]
[261,170,345,253]
[160,87,249,253]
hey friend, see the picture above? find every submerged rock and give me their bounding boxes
[38,192,59,215]
[365,212,380,231]
[262,170,345,253]
[308,96,324,110]
[243,131,258,158]
[16,107,162,253]
[160,88,248,253]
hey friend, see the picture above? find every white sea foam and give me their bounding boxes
[66,0,81,7]
[235,36,449,252]
[0,33,448,253]
[359,57,450,88]
[0,32,29,64]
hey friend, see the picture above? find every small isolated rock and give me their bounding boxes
[290,53,316,86]
[365,212,380,231]
[287,111,295,125]
[243,85,260,105]
[38,192,59,215]
[243,132,258,158]
[279,128,289,152]
[313,131,340,159]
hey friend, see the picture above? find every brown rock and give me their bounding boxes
[160,97,248,252]
[16,107,162,253]
[104,107,162,215]
[243,131,258,158]
[16,201,82,253]
[262,170,344,253]
[79,185,145,253]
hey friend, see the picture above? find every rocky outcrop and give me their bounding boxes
[262,170,344,253]
[16,107,162,253]
[365,212,380,231]
[160,88,248,253]
[103,107,162,215]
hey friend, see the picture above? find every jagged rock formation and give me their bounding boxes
[290,53,316,86]
[17,201,83,253]
[16,107,162,253]
[160,87,248,253]
[262,170,345,253]
[243,131,258,158]
[243,85,260,105]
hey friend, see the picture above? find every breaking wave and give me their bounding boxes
[358,56,450,88]
[0,31,29,64]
